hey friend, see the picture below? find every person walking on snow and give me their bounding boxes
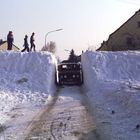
[30,32,36,51]
[21,35,29,52]
[7,31,14,50]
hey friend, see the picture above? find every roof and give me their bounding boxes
[109,9,140,37]
[0,41,20,50]
[58,62,81,65]
[0,41,6,46]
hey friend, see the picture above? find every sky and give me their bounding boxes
[0,0,140,59]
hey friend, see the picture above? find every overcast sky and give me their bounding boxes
[0,0,140,59]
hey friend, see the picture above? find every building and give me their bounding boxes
[0,40,20,51]
[97,9,140,51]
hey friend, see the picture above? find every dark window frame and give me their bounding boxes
[126,37,133,45]
[137,21,140,28]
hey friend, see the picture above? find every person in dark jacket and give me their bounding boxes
[21,35,29,52]
[30,32,36,51]
[7,31,14,50]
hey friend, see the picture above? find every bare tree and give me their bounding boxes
[41,41,56,54]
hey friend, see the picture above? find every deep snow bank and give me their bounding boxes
[82,51,140,140]
[0,51,56,94]
[82,51,140,84]
[0,51,56,124]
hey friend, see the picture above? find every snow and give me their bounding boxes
[82,51,140,140]
[0,51,56,126]
[1,50,140,139]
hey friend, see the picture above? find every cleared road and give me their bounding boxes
[22,86,98,140]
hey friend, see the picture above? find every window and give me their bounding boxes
[137,21,140,28]
[126,37,133,45]
[126,37,136,49]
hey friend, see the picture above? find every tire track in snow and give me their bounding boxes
[20,89,59,140]
[22,86,98,140]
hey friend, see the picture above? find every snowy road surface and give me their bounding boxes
[21,86,97,140]
[1,86,98,140]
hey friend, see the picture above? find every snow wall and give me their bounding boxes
[82,51,140,140]
[82,51,140,84]
[0,51,56,94]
